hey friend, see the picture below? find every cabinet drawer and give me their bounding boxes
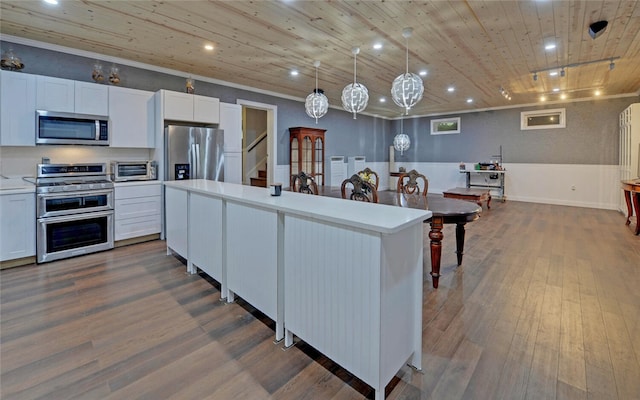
[115,197,161,219]
[115,184,161,200]
[115,215,161,241]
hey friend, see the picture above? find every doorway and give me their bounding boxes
[236,100,278,187]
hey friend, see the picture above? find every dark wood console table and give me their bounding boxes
[622,179,640,235]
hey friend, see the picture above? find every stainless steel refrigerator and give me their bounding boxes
[165,125,224,181]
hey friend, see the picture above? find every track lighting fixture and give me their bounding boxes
[499,87,511,100]
[531,56,620,82]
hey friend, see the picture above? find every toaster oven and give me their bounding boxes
[111,161,157,182]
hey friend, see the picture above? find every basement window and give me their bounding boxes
[521,108,566,130]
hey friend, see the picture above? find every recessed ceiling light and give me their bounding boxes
[466,98,473,103]
[552,87,560,92]
[540,96,547,102]
[379,97,386,103]
[549,71,558,76]
[373,43,383,50]
[290,69,299,77]
[447,87,455,93]
[43,0,58,4]
[560,94,567,100]
[419,70,427,76]
[204,44,214,51]
[545,43,556,50]
[594,90,601,96]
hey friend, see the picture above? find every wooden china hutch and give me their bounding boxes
[289,127,325,186]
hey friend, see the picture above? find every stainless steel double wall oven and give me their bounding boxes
[36,163,114,263]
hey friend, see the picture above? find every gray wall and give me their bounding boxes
[391,97,637,165]
[3,40,637,166]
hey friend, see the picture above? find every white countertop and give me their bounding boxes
[165,179,432,234]
[0,178,35,194]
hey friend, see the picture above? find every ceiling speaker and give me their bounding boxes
[589,20,608,39]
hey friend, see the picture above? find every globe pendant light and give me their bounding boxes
[393,117,410,155]
[341,47,369,119]
[305,60,329,123]
[391,27,424,115]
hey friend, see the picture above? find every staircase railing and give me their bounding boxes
[247,130,267,153]
[244,129,268,184]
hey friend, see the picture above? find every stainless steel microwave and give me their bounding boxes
[36,110,109,145]
[111,160,157,182]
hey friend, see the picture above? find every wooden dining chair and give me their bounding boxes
[397,169,428,196]
[341,174,378,203]
[291,171,318,195]
[357,167,379,190]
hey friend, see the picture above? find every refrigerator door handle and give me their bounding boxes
[190,143,197,179]
[195,143,200,179]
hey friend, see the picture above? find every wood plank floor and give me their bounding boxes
[1,200,639,399]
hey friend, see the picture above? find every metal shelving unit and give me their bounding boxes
[461,146,506,201]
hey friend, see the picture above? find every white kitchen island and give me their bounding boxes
[164,179,431,400]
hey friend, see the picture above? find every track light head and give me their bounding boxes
[560,68,566,77]
[533,72,538,81]
[609,60,615,70]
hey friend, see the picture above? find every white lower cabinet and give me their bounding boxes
[165,186,188,258]
[188,193,223,281]
[0,193,36,261]
[114,183,161,241]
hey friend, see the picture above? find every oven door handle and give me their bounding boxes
[37,209,114,224]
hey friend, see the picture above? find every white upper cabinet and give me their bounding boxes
[193,95,220,124]
[75,81,109,115]
[36,76,108,115]
[0,70,36,146]
[36,76,75,112]
[161,89,220,124]
[219,102,242,152]
[109,86,155,148]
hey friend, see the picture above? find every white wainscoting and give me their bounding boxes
[280,162,621,210]
[407,162,619,210]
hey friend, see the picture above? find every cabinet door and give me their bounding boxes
[224,152,242,184]
[36,76,75,112]
[109,86,155,148]
[189,193,223,281]
[163,90,194,122]
[75,81,109,115]
[0,71,36,146]
[165,186,188,258]
[193,95,220,124]
[0,193,36,261]
[220,102,242,152]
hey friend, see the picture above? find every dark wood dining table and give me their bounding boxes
[318,188,482,288]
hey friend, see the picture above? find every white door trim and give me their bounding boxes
[236,99,277,187]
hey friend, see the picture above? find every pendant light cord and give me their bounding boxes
[405,36,409,75]
[353,52,357,84]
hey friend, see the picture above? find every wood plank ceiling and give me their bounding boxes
[1,0,639,118]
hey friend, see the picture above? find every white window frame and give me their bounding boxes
[430,117,461,135]
[521,108,566,130]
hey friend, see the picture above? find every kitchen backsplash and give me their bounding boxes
[0,146,153,178]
